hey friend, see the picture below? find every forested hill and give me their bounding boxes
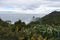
[0,11,60,40]
[41,11,60,25]
[28,11,60,26]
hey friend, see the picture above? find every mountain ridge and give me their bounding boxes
[41,11,60,25]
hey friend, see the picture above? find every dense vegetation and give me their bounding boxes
[41,11,60,25]
[0,11,60,40]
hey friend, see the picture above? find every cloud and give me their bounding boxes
[45,0,60,2]
[0,0,41,10]
[0,0,60,14]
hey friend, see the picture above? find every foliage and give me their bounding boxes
[0,11,60,40]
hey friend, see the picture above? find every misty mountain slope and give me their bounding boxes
[28,11,60,25]
[41,11,60,25]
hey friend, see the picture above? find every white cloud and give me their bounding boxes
[0,0,60,14]
[0,0,41,9]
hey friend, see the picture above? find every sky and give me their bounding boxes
[0,0,60,24]
[0,0,60,14]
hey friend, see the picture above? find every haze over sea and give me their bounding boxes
[0,14,46,24]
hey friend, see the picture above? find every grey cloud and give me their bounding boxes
[21,4,40,10]
[0,0,60,14]
[0,0,41,10]
[40,1,60,7]
[45,0,60,2]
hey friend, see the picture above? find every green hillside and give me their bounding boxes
[28,11,60,26]
[0,11,60,40]
[40,11,60,25]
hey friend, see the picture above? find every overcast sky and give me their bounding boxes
[0,0,60,24]
[0,0,60,14]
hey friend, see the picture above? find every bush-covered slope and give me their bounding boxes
[41,11,60,25]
